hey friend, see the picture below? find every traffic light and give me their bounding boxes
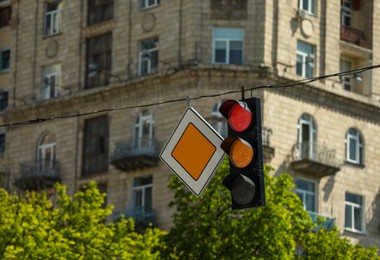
[219,98,265,210]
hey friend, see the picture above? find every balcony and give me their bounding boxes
[14,159,60,190]
[290,142,340,177]
[309,211,336,231]
[340,25,370,49]
[262,127,275,163]
[113,207,156,228]
[110,138,160,172]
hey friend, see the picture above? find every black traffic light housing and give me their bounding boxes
[219,98,265,210]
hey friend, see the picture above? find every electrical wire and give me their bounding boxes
[1,64,379,128]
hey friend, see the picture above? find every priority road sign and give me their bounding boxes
[160,107,225,196]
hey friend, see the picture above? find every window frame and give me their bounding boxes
[340,59,352,91]
[0,6,11,28]
[87,0,113,26]
[139,0,160,10]
[296,41,315,78]
[41,65,60,100]
[345,128,364,165]
[0,133,5,155]
[0,48,10,73]
[86,33,113,89]
[296,178,318,213]
[210,100,228,137]
[134,110,155,149]
[132,175,153,212]
[298,0,316,15]
[345,192,364,233]
[82,115,109,177]
[44,2,62,36]
[138,38,159,76]
[212,27,244,65]
[341,0,352,26]
[297,114,317,159]
[0,91,8,111]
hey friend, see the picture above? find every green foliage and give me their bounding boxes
[0,182,166,259]
[163,159,379,259]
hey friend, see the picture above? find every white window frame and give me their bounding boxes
[138,38,159,76]
[134,110,154,149]
[132,176,153,211]
[296,178,317,213]
[210,100,228,137]
[340,59,352,91]
[212,28,244,65]
[38,137,56,174]
[0,48,10,72]
[299,0,316,15]
[341,0,352,26]
[297,114,317,159]
[41,65,60,100]
[345,128,363,165]
[140,0,160,10]
[345,192,364,233]
[44,2,62,36]
[296,41,315,78]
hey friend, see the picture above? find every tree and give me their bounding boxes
[0,182,166,259]
[163,160,379,259]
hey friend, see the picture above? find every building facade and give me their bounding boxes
[0,0,379,249]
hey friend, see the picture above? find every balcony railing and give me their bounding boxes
[110,138,160,172]
[309,211,336,231]
[290,142,340,177]
[113,207,156,226]
[14,159,60,190]
[340,25,370,49]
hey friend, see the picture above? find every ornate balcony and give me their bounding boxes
[113,207,156,229]
[309,211,336,231]
[262,127,275,163]
[14,159,60,190]
[340,25,370,49]
[290,142,340,177]
[110,138,160,172]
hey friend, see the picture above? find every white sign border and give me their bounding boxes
[160,107,225,196]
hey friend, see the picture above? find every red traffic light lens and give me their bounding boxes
[228,103,252,132]
[230,138,254,168]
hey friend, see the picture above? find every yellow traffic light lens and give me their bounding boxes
[230,138,254,168]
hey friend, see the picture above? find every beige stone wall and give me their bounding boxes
[1,0,380,247]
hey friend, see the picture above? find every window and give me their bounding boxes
[139,38,159,76]
[298,0,316,15]
[0,6,11,28]
[296,179,317,213]
[297,114,317,159]
[340,59,352,91]
[86,33,112,89]
[341,0,352,26]
[140,0,160,9]
[345,128,363,165]
[37,134,56,174]
[88,0,113,25]
[82,116,109,176]
[134,110,154,149]
[213,28,243,65]
[0,48,10,72]
[0,91,8,111]
[0,133,5,154]
[132,176,152,214]
[345,192,364,232]
[296,41,315,78]
[210,100,228,137]
[44,2,62,36]
[41,65,60,100]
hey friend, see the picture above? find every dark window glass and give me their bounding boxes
[86,33,112,89]
[0,7,11,28]
[0,49,10,71]
[88,0,113,25]
[0,133,5,154]
[0,92,8,111]
[82,116,109,176]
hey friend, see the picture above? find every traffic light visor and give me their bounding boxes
[230,138,254,168]
[219,100,252,132]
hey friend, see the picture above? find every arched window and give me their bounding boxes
[37,133,56,173]
[297,114,317,158]
[345,128,363,165]
[210,100,228,137]
[134,110,155,149]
